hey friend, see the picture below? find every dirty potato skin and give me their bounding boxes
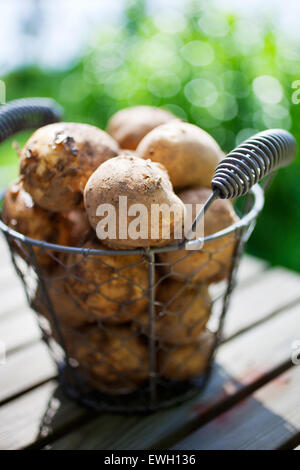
[84,153,186,249]
[158,329,215,381]
[65,239,149,324]
[159,187,239,283]
[107,106,178,150]
[136,121,224,189]
[2,179,73,268]
[64,209,92,246]
[20,122,119,212]
[32,274,96,330]
[63,324,150,394]
[135,279,211,345]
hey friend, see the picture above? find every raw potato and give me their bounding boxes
[107,106,178,150]
[84,153,186,249]
[33,275,96,330]
[63,325,149,394]
[20,122,119,212]
[136,121,224,189]
[2,179,73,268]
[65,239,149,324]
[135,279,211,345]
[158,329,215,381]
[65,209,92,246]
[159,187,239,283]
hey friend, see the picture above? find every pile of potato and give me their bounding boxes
[2,106,239,395]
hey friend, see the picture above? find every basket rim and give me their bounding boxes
[0,184,264,256]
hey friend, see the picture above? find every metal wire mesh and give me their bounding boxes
[0,185,263,412]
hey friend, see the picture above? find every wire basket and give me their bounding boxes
[0,99,296,413]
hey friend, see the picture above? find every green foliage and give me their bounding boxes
[1,0,300,271]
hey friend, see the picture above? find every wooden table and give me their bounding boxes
[1,236,300,451]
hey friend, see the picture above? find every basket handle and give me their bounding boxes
[0,98,63,144]
[211,129,296,199]
[185,129,296,242]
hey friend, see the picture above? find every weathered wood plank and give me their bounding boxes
[0,341,56,404]
[173,365,300,450]
[0,309,40,354]
[0,237,12,264]
[234,254,267,285]
[44,303,299,450]
[222,268,300,339]
[0,240,28,318]
[0,238,23,290]
[0,380,88,450]
[0,267,20,289]
[209,255,268,308]
[0,261,41,351]
[0,284,27,319]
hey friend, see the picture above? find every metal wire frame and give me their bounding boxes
[0,184,264,413]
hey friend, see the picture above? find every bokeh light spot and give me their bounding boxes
[92,43,124,72]
[253,75,283,104]
[207,93,238,121]
[154,11,186,34]
[198,13,229,38]
[181,40,214,67]
[234,20,262,49]
[262,111,291,130]
[139,35,182,72]
[184,79,218,107]
[264,103,289,119]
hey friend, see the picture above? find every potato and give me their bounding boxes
[159,187,239,283]
[158,329,215,381]
[134,279,211,345]
[33,273,149,393]
[136,121,224,189]
[63,325,149,394]
[65,239,149,323]
[107,106,177,150]
[84,153,186,249]
[2,179,73,268]
[65,209,92,246]
[32,274,96,330]
[20,122,119,212]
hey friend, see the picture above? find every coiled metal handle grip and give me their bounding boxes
[212,129,297,199]
[0,98,63,144]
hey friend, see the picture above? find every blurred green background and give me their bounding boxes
[1,0,300,271]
